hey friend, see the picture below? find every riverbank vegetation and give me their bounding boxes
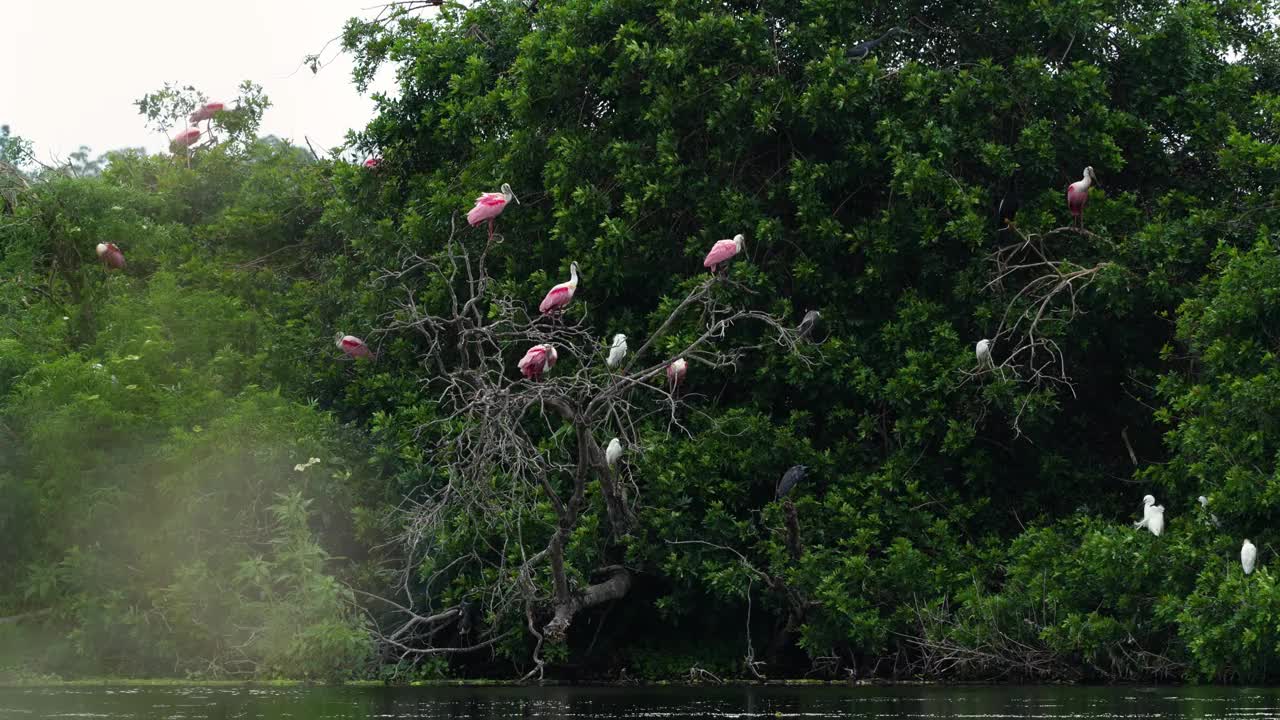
[3,0,1280,685]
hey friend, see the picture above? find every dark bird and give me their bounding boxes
[847,27,902,60]
[776,465,807,499]
[996,181,1020,228]
[797,310,821,339]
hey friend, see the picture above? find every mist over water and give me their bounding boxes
[2,686,1279,720]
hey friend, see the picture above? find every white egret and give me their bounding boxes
[1242,539,1257,575]
[1133,494,1164,537]
[975,339,993,369]
[1198,495,1220,527]
[606,437,623,468]
[607,334,628,369]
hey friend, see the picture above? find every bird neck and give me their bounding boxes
[1078,174,1093,190]
[569,265,578,286]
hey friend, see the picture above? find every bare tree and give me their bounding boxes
[366,217,813,678]
[972,225,1115,433]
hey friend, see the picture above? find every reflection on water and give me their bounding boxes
[1,684,1279,719]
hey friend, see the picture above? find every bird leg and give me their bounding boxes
[488,218,495,243]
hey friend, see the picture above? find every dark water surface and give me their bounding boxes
[2,685,1279,719]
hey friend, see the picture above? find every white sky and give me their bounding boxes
[0,0,400,162]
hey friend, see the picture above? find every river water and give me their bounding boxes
[1,684,1278,719]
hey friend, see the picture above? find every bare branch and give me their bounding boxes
[370,221,813,672]
[967,225,1115,434]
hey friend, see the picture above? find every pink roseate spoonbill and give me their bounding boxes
[364,157,382,169]
[703,233,745,274]
[170,127,201,152]
[1066,166,1096,231]
[334,333,375,361]
[539,261,579,315]
[189,101,226,125]
[518,343,556,381]
[666,358,688,390]
[95,242,126,270]
[467,183,518,241]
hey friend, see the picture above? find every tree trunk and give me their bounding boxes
[543,567,631,643]
[0,608,51,625]
[783,500,803,561]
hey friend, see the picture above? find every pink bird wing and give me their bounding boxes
[467,193,507,226]
[518,347,545,373]
[190,102,225,123]
[703,239,739,268]
[173,128,201,148]
[341,337,372,358]
[1066,184,1087,214]
[519,348,548,379]
[667,360,685,382]
[539,285,571,313]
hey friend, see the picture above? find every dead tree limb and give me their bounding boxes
[368,217,814,673]
[969,225,1116,434]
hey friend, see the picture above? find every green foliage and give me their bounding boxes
[5,0,1280,683]
[0,124,33,167]
[0,117,374,679]
[135,81,271,152]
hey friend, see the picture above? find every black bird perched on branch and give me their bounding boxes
[776,465,807,499]
[846,27,902,60]
[996,179,1020,229]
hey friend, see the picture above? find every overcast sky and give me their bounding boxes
[1,0,400,162]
